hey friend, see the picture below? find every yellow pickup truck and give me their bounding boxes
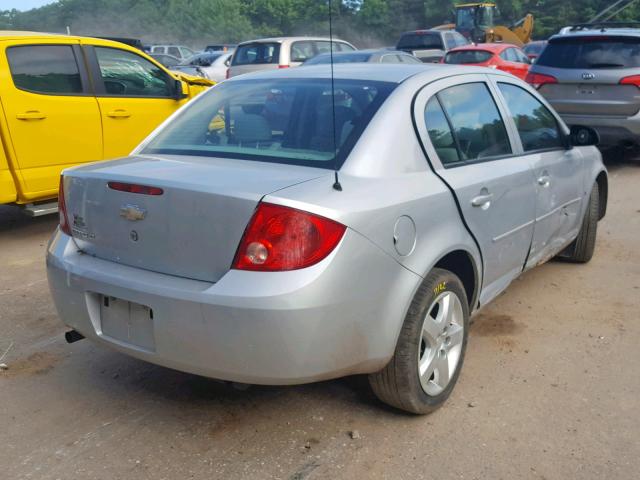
[0,31,213,212]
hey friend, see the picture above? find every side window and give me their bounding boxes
[438,83,512,161]
[380,54,400,64]
[291,41,315,62]
[338,42,355,52]
[444,33,456,50]
[424,97,460,165]
[168,46,180,58]
[95,47,173,97]
[498,83,563,152]
[7,45,83,94]
[514,49,530,64]
[502,48,518,62]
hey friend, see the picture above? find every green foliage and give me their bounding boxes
[1,0,640,46]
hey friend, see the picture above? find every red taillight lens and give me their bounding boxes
[525,72,557,89]
[620,75,640,88]
[278,64,290,69]
[58,176,72,236]
[107,182,163,195]
[233,203,346,271]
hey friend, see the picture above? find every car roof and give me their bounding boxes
[449,43,512,53]
[399,29,444,36]
[237,36,348,45]
[552,28,640,40]
[226,63,504,84]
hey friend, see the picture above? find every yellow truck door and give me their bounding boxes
[0,105,17,204]
[0,40,102,202]
[85,44,187,159]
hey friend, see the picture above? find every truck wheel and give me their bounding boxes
[563,182,599,263]
[369,268,469,414]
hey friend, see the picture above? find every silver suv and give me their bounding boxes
[228,36,355,78]
[527,24,640,149]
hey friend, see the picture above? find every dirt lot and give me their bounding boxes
[1,161,639,480]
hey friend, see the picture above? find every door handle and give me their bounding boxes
[107,109,131,118]
[471,193,493,208]
[16,110,46,120]
[538,175,551,187]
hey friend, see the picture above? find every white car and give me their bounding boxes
[172,52,233,82]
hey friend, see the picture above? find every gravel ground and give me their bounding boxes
[1,160,638,480]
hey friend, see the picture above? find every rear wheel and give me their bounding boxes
[369,268,469,414]
[562,182,599,263]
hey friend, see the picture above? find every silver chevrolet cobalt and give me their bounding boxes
[47,64,608,414]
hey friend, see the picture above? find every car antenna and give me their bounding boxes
[329,0,342,191]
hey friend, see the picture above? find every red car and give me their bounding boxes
[442,43,531,80]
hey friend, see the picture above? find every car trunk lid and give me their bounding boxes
[63,155,328,283]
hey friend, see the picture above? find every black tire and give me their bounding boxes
[369,268,469,414]
[563,182,599,263]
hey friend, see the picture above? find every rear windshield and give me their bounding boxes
[305,53,372,65]
[231,42,280,66]
[444,50,493,64]
[537,36,640,69]
[143,78,395,169]
[397,32,443,50]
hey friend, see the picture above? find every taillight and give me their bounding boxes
[58,176,72,236]
[278,64,290,69]
[108,182,163,195]
[225,68,230,79]
[233,203,346,271]
[525,72,557,89]
[620,75,640,88]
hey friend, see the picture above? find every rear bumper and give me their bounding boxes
[559,113,640,147]
[46,228,420,385]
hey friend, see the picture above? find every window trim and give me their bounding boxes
[493,79,569,155]
[435,81,515,169]
[6,43,92,97]
[85,45,177,99]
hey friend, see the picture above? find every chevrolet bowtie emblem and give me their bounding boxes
[120,204,147,221]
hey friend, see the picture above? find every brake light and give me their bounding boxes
[233,203,346,271]
[108,182,163,195]
[620,75,640,88]
[525,72,557,89]
[58,176,72,236]
[278,64,290,69]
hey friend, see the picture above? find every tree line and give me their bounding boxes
[1,0,639,47]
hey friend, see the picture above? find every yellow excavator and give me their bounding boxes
[434,3,534,47]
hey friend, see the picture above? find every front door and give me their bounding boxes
[0,41,102,199]
[494,80,584,268]
[414,75,538,305]
[86,45,183,159]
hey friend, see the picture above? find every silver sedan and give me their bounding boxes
[47,64,607,414]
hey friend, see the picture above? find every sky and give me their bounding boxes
[2,0,57,11]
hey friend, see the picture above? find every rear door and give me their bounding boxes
[413,74,538,304]
[0,40,102,199]
[499,48,529,80]
[532,35,640,117]
[85,44,184,159]
[493,78,584,267]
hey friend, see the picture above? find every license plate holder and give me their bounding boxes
[100,296,155,351]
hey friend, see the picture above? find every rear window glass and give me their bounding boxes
[523,42,546,55]
[143,79,395,169]
[537,36,640,69]
[397,33,443,50]
[232,43,280,66]
[445,50,493,64]
[7,45,82,94]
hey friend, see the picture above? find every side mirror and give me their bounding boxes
[173,79,188,100]
[569,126,599,148]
